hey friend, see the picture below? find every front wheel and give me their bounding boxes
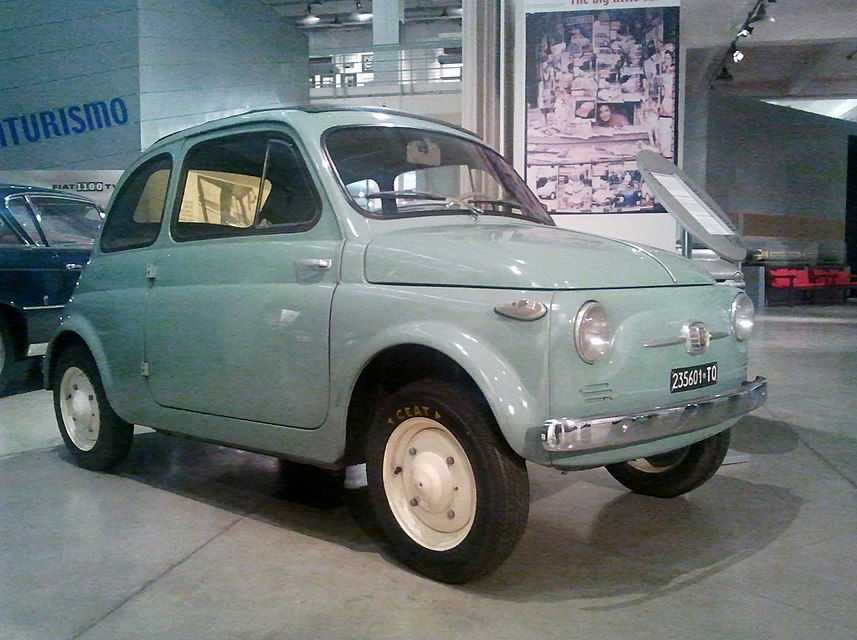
[604,428,731,498]
[365,380,529,583]
[53,345,133,470]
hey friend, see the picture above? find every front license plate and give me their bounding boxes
[670,362,718,393]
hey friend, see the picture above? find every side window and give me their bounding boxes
[5,197,43,245]
[101,154,172,252]
[174,133,319,241]
[0,217,22,245]
[27,197,104,247]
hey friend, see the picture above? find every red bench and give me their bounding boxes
[810,268,857,303]
[767,268,826,306]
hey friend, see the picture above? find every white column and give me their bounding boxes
[462,0,502,151]
[372,0,404,45]
[372,0,404,86]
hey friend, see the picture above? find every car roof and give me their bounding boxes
[147,104,480,151]
[0,184,100,204]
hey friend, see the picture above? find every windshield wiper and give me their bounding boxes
[462,197,524,211]
[364,191,448,202]
[364,191,484,217]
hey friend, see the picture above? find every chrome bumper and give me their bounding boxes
[541,377,767,452]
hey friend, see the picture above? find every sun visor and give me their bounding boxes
[636,150,746,263]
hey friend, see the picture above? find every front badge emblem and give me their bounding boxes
[685,322,710,356]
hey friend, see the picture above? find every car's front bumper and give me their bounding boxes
[541,377,767,453]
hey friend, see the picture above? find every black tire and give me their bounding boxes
[52,345,132,471]
[0,315,14,392]
[365,379,529,583]
[605,428,731,498]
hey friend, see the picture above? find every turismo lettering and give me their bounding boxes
[0,98,129,149]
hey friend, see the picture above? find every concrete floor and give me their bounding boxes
[1,304,856,640]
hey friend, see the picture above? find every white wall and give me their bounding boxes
[553,213,678,251]
[137,0,309,148]
[308,21,459,54]
[0,0,309,170]
[310,91,461,125]
[0,0,142,170]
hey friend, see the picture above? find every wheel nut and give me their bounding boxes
[446,456,454,465]
[408,447,417,456]
[409,498,419,506]
[393,466,402,475]
[447,510,455,519]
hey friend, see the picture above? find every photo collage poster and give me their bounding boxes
[525,3,679,214]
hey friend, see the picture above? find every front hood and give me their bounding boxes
[364,223,714,290]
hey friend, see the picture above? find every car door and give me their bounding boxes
[72,152,174,423]
[24,194,104,304]
[1,196,66,343]
[143,129,341,429]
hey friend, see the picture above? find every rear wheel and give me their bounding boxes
[604,428,731,498]
[53,345,132,470]
[365,379,529,583]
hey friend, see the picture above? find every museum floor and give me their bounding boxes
[1,304,856,640]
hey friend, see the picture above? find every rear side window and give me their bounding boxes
[173,132,319,241]
[27,197,104,247]
[5,197,43,245]
[101,154,172,252]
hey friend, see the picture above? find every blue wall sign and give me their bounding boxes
[0,97,129,149]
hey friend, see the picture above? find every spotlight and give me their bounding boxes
[354,0,372,21]
[303,3,320,25]
[716,66,734,81]
[732,46,745,63]
[737,26,754,38]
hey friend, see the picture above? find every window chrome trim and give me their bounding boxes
[3,195,43,246]
[169,131,323,243]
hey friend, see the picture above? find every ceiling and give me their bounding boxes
[681,0,857,118]
[261,0,461,27]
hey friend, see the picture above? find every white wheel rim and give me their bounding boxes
[59,367,100,451]
[383,417,477,551]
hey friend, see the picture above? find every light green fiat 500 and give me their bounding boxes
[45,106,766,583]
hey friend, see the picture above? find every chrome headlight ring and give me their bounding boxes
[730,292,755,341]
[574,301,613,364]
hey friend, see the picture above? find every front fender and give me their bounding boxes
[330,284,552,464]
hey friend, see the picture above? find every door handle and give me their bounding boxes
[296,258,333,271]
[65,263,84,270]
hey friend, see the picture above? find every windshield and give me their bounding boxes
[325,126,553,225]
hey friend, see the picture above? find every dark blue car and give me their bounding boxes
[0,185,103,389]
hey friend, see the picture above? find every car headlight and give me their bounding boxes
[574,301,613,364]
[731,292,755,341]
